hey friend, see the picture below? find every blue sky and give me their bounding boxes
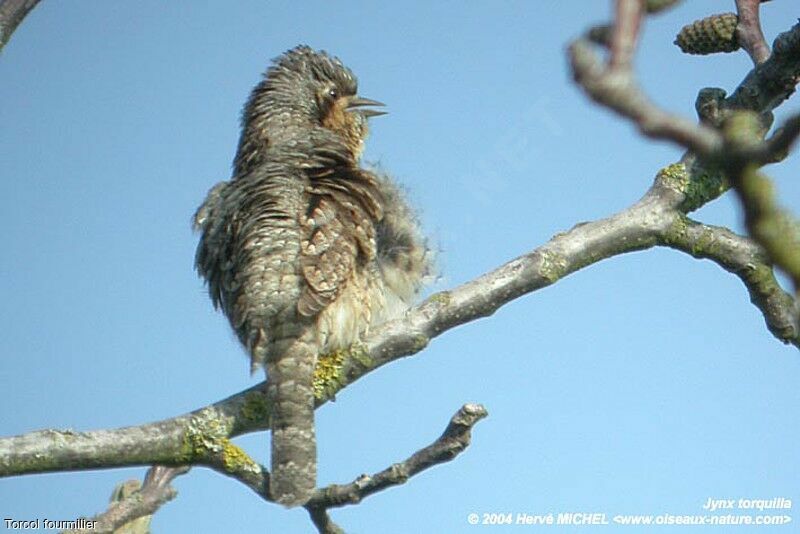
[1,1,798,532]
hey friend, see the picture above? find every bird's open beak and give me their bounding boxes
[347,96,387,118]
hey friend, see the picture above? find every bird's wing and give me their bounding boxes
[298,169,383,317]
[193,181,234,311]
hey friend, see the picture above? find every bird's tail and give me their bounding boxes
[265,330,318,507]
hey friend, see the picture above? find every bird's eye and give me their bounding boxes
[327,88,338,99]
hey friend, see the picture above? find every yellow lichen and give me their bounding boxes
[180,410,231,461]
[220,438,258,473]
[658,162,728,213]
[657,162,688,190]
[313,348,347,400]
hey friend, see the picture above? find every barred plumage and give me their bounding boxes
[194,46,431,506]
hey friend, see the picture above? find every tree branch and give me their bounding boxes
[735,0,771,65]
[662,214,799,341]
[1,9,798,534]
[570,40,723,154]
[571,21,800,157]
[728,21,800,113]
[120,404,487,534]
[305,403,488,512]
[609,0,644,70]
[0,0,41,52]
[307,508,345,534]
[2,161,795,482]
[62,466,189,534]
[764,112,800,162]
[733,169,800,303]
[570,9,800,327]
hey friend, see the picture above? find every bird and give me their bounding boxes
[193,45,431,507]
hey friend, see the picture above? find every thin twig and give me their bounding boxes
[571,22,800,156]
[570,39,723,154]
[763,113,800,162]
[305,404,488,511]
[735,0,771,64]
[610,0,644,70]
[62,466,190,534]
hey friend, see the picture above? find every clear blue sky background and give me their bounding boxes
[1,2,798,533]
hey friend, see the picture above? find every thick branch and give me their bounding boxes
[0,395,256,477]
[2,166,795,480]
[0,0,40,52]
[727,21,800,113]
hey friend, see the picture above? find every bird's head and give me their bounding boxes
[235,46,385,173]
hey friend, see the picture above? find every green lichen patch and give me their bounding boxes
[691,226,720,258]
[340,341,375,371]
[424,291,451,308]
[180,410,232,462]
[741,168,800,283]
[409,334,429,353]
[657,162,728,213]
[538,249,568,284]
[683,170,728,213]
[239,391,270,427]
